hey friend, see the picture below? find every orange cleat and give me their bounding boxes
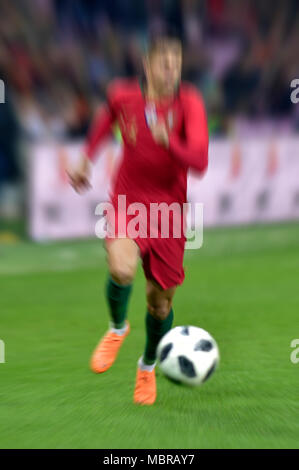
[90,322,130,373]
[133,365,157,405]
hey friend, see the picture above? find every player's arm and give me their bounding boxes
[84,103,116,162]
[68,87,117,193]
[168,91,209,173]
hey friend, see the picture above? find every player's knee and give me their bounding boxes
[147,301,172,321]
[110,263,135,286]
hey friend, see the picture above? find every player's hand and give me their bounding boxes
[150,120,169,148]
[67,155,91,193]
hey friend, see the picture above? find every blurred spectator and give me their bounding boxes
[0,0,298,146]
[0,81,21,218]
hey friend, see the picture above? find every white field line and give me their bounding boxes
[0,248,105,275]
[0,229,297,275]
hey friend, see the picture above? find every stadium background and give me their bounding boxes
[1,0,299,449]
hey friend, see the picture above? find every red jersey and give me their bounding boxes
[85,78,208,207]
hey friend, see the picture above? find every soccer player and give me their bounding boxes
[68,36,209,405]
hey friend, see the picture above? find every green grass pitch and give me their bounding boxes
[0,223,299,449]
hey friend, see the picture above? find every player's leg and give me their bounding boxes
[90,238,139,373]
[134,279,176,405]
[143,279,176,366]
[106,237,139,330]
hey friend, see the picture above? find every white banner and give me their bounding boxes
[187,137,299,227]
[28,137,299,241]
[28,140,121,240]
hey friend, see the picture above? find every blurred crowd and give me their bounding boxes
[0,0,299,215]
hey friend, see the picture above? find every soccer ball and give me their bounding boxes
[157,326,219,386]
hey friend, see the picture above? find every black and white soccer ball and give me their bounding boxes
[157,326,219,386]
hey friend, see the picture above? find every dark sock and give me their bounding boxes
[143,308,174,365]
[106,275,132,329]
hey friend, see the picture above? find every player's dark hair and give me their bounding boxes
[146,35,182,58]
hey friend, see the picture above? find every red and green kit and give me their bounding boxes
[85,78,209,289]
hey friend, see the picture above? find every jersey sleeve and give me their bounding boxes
[168,89,209,173]
[84,83,118,161]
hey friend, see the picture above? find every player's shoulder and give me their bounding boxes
[107,78,140,102]
[179,82,205,104]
